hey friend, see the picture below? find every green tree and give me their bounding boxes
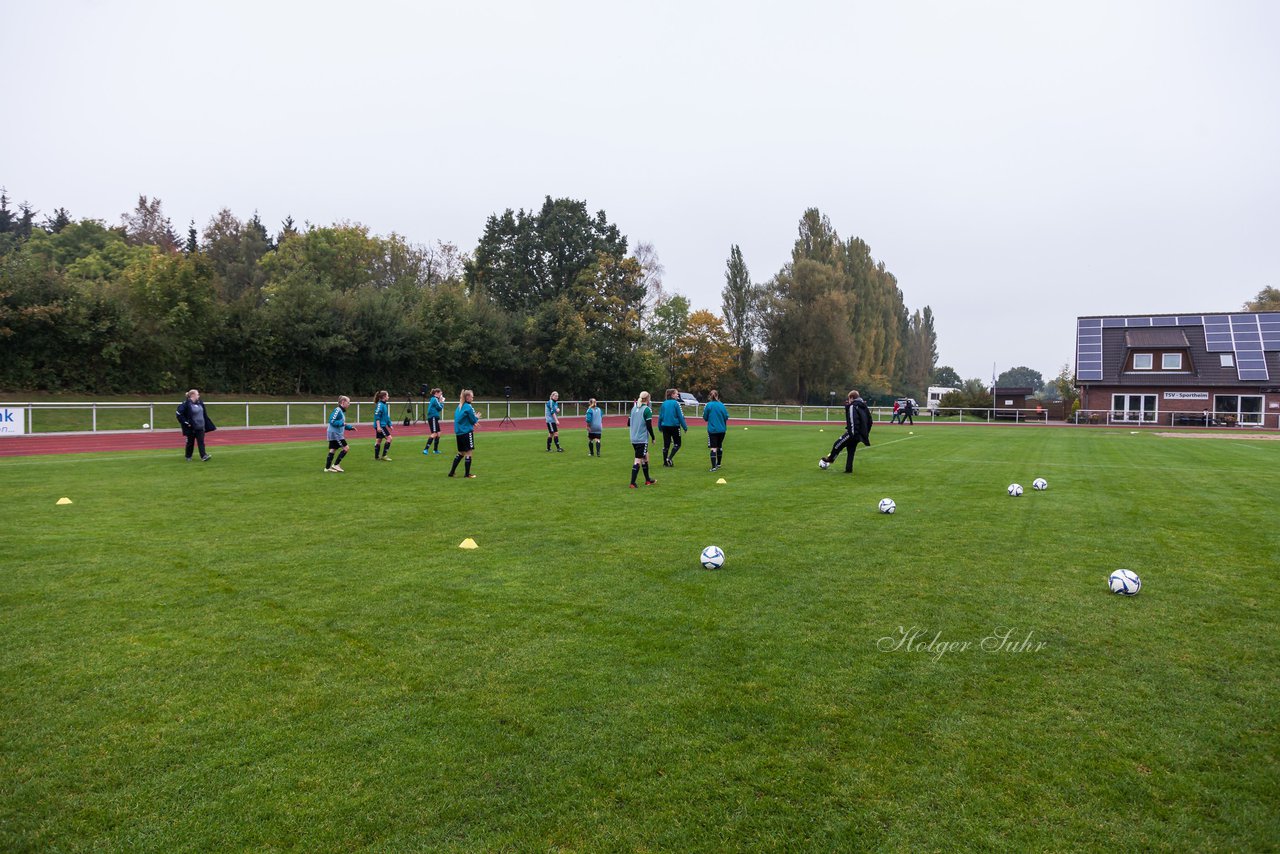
[931,365,962,388]
[649,294,690,387]
[1243,287,1280,311]
[721,244,758,369]
[762,259,855,402]
[996,366,1044,389]
[675,310,738,396]
[465,197,627,313]
[1050,364,1080,409]
[121,195,180,252]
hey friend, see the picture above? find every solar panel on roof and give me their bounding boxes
[1126,317,1152,326]
[1176,316,1203,326]
[1102,318,1125,328]
[1076,319,1104,380]
[1151,316,1176,326]
[1203,317,1232,352]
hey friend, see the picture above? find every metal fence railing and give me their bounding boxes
[1,400,1276,435]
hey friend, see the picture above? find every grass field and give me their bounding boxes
[2,425,1277,851]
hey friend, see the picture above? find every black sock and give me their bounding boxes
[449,454,461,475]
[631,463,639,485]
[336,449,347,465]
[464,456,472,476]
[717,449,723,467]
[326,452,335,468]
[588,440,594,455]
[434,437,440,451]
[547,436,552,450]
[383,440,391,457]
[642,463,651,481]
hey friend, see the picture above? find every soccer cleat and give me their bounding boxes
[330,464,344,472]
[382,456,391,462]
[324,466,335,472]
[201,455,211,461]
[710,466,719,472]
[556,447,564,452]
[645,479,657,485]
[629,483,638,489]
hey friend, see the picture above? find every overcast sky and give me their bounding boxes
[4,0,1277,383]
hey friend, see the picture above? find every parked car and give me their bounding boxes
[678,392,699,408]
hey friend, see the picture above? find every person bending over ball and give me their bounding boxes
[819,389,872,474]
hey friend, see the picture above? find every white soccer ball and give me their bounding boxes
[142,423,150,429]
[1007,483,1023,497]
[878,498,896,514]
[818,458,830,469]
[700,545,725,570]
[1032,477,1047,491]
[1108,569,1141,596]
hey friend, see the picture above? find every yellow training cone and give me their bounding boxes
[458,538,478,549]
[56,497,73,505]
[716,478,727,484]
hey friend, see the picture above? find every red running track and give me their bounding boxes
[0,416,791,458]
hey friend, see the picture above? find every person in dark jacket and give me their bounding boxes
[175,388,217,461]
[819,389,872,473]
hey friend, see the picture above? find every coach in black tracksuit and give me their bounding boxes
[176,388,217,461]
[821,389,872,473]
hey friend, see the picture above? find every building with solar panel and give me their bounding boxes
[1075,312,1280,428]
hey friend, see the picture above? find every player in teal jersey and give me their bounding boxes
[423,387,444,454]
[629,391,657,488]
[448,389,479,478]
[701,389,729,471]
[545,391,563,452]
[584,398,603,456]
[372,390,393,460]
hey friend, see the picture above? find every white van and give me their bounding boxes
[927,386,959,415]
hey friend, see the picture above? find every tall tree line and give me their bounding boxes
[747,208,937,402]
[1,192,935,401]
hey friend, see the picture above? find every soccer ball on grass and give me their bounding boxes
[700,545,725,570]
[1108,569,1141,595]
[1007,483,1023,497]
[1032,477,1047,491]
[878,498,896,514]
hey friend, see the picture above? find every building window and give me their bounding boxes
[1133,353,1153,370]
[1220,354,1234,368]
[1214,394,1263,426]
[1111,393,1158,423]
[1162,353,1183,370]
